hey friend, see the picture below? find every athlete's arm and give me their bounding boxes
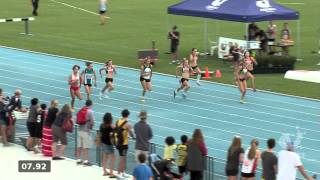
[99,67,105,78]
[113,65,117,75]
[176,65,182,78]
[140,65,144,77]
[93,70,97,87]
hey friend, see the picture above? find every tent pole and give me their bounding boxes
[296,20,302,61]
[204,18,208,55]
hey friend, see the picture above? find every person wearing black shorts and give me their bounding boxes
[99,59,116,99]
[81,62,97,100]
[140,57,152,102]
[26,98,42,153]
[168,25,180,64]
[174,59,194,99]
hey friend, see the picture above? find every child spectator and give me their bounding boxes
[176,135,188,177]
[163,136,176,159]
[133,153,153,180]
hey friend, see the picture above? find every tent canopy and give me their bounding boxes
[168,0,299,22]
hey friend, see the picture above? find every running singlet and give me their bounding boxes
[242,148,258,173]
[71,73,80,87]
[143,65,152,80]
[182,66,190,73]
[84,68,94,85]
[100,0,107,11]
[105,66,114,77]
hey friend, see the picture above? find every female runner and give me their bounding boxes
[99,60,116,99]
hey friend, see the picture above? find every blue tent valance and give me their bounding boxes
[168,0,299,22]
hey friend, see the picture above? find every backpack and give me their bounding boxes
[111,120,127,148]
[76,107,88,125]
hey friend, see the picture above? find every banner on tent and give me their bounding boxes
[218,37,246,59]
[218,37,260,59]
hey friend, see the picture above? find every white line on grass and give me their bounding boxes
[49,0,111,19]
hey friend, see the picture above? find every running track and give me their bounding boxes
[0,46,319,177]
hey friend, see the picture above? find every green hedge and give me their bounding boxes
[253,55,296,74]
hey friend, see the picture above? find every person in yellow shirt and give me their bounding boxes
[163,136,176,159]
[115,109,134,179]
[177,135,188,177]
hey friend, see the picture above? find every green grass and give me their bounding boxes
[0,0,319,99]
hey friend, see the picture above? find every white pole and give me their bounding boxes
[204,18,208,54]
[296,20,302,61]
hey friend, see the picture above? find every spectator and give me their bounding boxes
[248,22,259,41]
[42,99,59,157]
[153,158,182,180]
[134,110,153,163]
[187,129,207,180]
[225,136,244,180]
[168,25,180,64]
[25,98,42,153]
[116,109,134,179]
[0,88,10,146]
[241,139,260,180]
[163,136,176,159]
[4,89,27,144]
[281,22,291,40]
[261,138,277,180]
[266,21,277,52]
[76,100,95,166]
[277,142,314,180]
[256,30,268,53]
[52,104,72,160]
[176,135,188,177]
[133,153,153,180]
[99,112,116,178]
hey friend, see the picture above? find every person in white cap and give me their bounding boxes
[277,141,314,180]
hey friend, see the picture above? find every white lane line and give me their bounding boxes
[1,67,318,127]
[1,45,320,106]
[49,0,111,19]
[1,56,319,118]
[1,76,320,144]
[1,47,320,111]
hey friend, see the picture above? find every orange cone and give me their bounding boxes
[215,69,221,78]
[202,67,212,79]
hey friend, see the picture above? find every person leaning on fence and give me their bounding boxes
[42,99,59,157]
[115,109,134,179]
[225,136,244,180]
[134,110,153,163]
[2,89,27,145]
[187,129,208,180]
[76,99,95,166]
[97,112,116,178]
[51,104,72,160]
[0,88,8,146]
[25,98,42,153]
